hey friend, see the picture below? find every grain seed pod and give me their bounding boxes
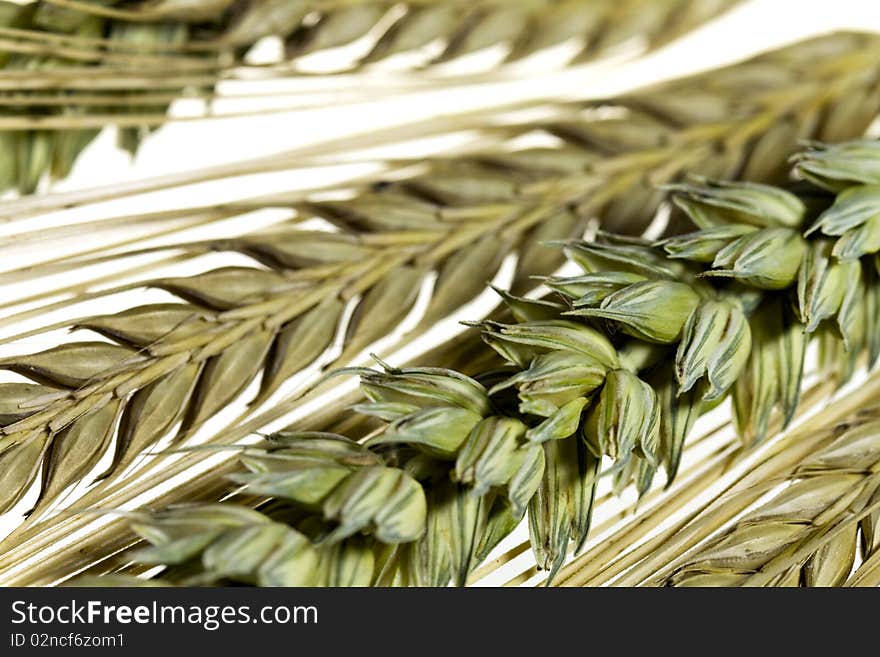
[476,144,597,178]
[506,444,546,516]
[570,440,601,555]
[0,342,141,388]
[400,484,455,587]
[803,522,858,587]
[676,298,751,398]
[0,432,50,514]
[583,0,671,55]
[740,115,808,184]
[548,271,649,306]
[493,287,566,324]
[636,454,658,497]
[867,262,880,368]
[266,430,376,458]
[732,307,780,444]
[420,234,510,326]
[480,328,542,370]
[668,571,752,587]
[303,194,445,233]
[480,319,619,369]
[255,296,344,405]
[230,433,375,509]
[17,130,53,195]
[0,131,19,192]
[571,280,701,343]
[611,452,656,498]
[666,179,806,228]
[404,480,489,587]
[51,127,100,182]
[360,366,491,417]
[795,239,860,335]
[528,437,599,582]
[527,440,570,579]
[793,140,880,191]
[675,523,806,576]
[838,262,869,364]
[233,456,353,510]
[757,562,801,586]
[706,227,806,289]
[338,264,425,363]
[315,538,376,587]
[807,184,880,244]
[818,82,880,144]
[573,176,661,230]
[859,485,880,560]
[584,369,659,463]
[32,398,121,514]
[199,522,318,586]
[129,505,265,562]
[816,326,848,383]
[98,362,202,482]
[832,213,880,260]
[733,299,806,441]
[402,464,498,586]
[649,368,701,483]
[549,110,672,155]
[177,327,275,437]
[234,230,376,269]
[76,304,216,349]
[491,351,605,417]
[565,241,681,279]
[0,383,63,426]
[746,475,864,526]
[399,165,520,205]
[525,397,589,443]
[453,417,527,495]
[322,466,427,544]
[156,267,290,310]
[864,279,880,368]
[446,482,488,586]
[474,498,522,566]
[776,303,808,426]
[367,406,484,458]
[795,420,880,474]
[661,224,758,262]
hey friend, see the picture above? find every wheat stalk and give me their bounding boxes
[2,35,880,585]
[55,137,880,587]
[4,33,874,554]
[659,408,880,587]
[0,0,741,194]
[62,366,871,586]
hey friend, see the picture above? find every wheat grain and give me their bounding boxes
[4,35,872,530]
[65,136,880,587]
[5,33,880,585]
[663,414,880,587]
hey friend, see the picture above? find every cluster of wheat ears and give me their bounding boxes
[1,0,880,588]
